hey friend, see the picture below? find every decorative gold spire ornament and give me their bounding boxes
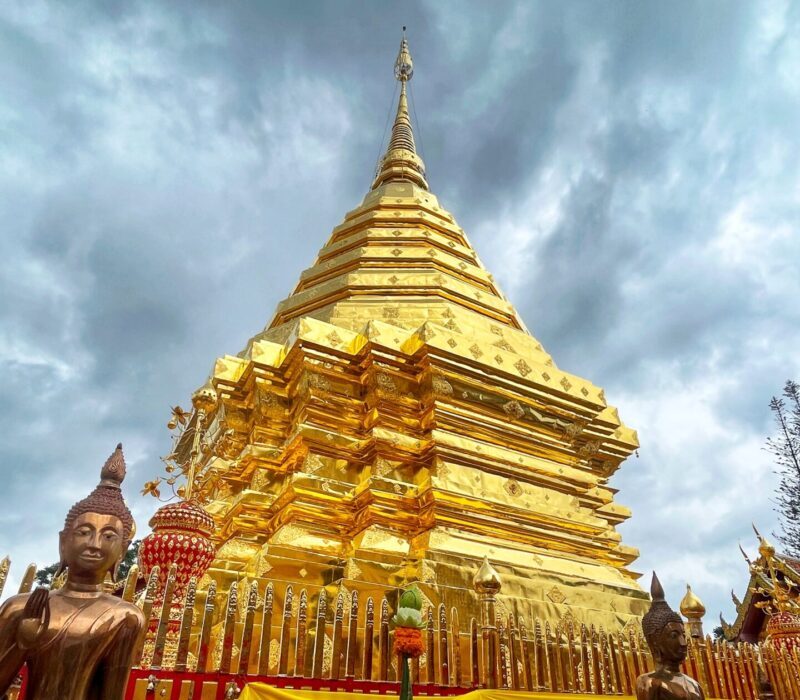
[744,528,800,651]
[679,584,706,639]
[159,29,647,633]
[371,29,428,191]
[0,445,145,700]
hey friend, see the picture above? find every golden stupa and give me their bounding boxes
[171,34,648,631]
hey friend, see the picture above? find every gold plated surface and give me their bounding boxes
[164,31,647,636]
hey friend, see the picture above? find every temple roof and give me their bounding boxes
[723,539,800,643]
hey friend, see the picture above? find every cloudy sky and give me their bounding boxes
[2,1,799,625]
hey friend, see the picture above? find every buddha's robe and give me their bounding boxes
[636,671,705,700]
[0,590,144,700]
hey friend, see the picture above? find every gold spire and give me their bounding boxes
[371,29,429,191]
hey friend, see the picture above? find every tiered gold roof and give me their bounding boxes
[178,34,647,630]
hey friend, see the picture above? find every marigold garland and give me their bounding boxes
[393,626,425,657]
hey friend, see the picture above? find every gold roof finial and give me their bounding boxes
[371,28,429,191]
[394,26,413,82]
[753,523,776,559]
[747,525,800,616]
[473,555,502,595]
[679,584,706,620]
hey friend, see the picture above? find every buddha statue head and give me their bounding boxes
[56,444,135,585]
[642,572,688,669]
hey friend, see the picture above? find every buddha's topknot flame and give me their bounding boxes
[63,443,135,541]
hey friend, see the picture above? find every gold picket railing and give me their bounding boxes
[1,555,799,698]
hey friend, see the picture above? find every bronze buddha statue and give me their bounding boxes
[636,572,705,700]
[0,444,145,700]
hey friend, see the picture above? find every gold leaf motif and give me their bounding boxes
[269,638,280,673]
[326,331,342,346]
[374,458,393,477]
[560,377,573,392]
[272,524,306,546]
[580,387,589,397]
[421,561,436,583]
[301,453,325,474]
[251,469,270,491]
[344,559,363,579]
[361,530,392,549]
[299,568,308,578]
[503,400,525,420]
[514,359,532,377]
[391,248,402,257]
[563,421,586,440]
[258,390,283,417]
[257,558,273,577]
[443,319,460,332]
[419,326,436,341]
[494,355,503,365]
[623,618,641,636]
[388,275,400,284]
[547,586,567,605]
[447,338,457,348]
[577,440,602,459]
[560,609,577,631]
[493,339,514,353]
[469,344,483,359]
[504,478,523,497]
[376,372,399,396]
[383,307,399,319]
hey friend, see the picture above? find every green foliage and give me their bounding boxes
[767,381,800,556]
[34,563,59,587]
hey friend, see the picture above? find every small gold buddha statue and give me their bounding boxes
[0,444,145,700]
[636,572,705,700]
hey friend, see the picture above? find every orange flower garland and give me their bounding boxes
[393,626,425,658]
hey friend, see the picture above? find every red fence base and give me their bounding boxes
[125,669,475,700]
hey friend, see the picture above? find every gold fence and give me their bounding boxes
[1,556,799,698]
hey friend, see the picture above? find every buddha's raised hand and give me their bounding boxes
[16,588,50,650]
